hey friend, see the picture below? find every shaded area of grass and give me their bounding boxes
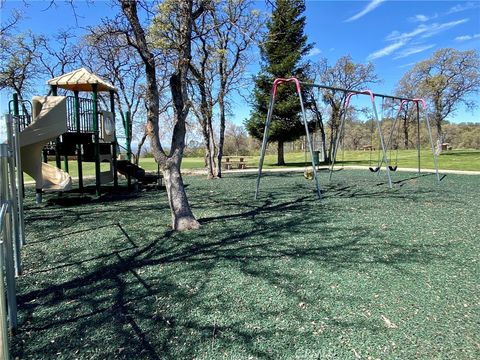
[12,171,480,359]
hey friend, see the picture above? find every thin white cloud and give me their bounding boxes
[367,41,406,61]
[420,19,468,39]
[394,44,436,59]
[455,33,480,41]
[307,47,322,57]
[344,0,385,22]
[413,14,429,22]
[406,2,477,24]
[386,26,429,42]
[368,18,467,61]
[408,14,438,23]
[386,19,468,42]
[447,2,478,15]
[397,62,417,69]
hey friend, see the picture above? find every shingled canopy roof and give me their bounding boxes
[47,68,115,92]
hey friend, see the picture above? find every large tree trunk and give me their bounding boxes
[121,0,200,231]
[207,119,217,176]
[435,116,445,155]
[327,120,336,164]
[320,130,328,164]
[166,71,200,230]
[216,90,226,178]
[201,123,216,179]
[277,140,285,165]
[164,164,199,231]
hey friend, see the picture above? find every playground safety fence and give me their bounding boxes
[0,113,26,359]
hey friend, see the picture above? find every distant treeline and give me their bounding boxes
[182,120,479,158]
[286,120,480,153]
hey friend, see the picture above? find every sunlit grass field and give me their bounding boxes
[22,149,479,184]
[149,149,480,172]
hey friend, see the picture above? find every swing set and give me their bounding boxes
[255,77,440,200]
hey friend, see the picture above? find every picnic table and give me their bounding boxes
[223,157,247,170]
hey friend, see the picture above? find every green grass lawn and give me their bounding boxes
[12,170,480,359]
[22,149,479,184]
[144,149,480,172]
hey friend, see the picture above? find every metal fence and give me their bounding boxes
[0,114,26,359]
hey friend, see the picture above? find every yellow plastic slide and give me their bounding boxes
[19,96,72,191]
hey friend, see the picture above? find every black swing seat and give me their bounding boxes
[389,165,398,171]
[369,166,380,173]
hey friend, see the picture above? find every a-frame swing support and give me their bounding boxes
[379,98,440,182]
[329,90,393,188]
[255,78,322,200]
[255,77,440,201]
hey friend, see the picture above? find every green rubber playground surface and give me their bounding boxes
[12,170,480,359]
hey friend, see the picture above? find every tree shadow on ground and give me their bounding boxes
[12,177,453,359]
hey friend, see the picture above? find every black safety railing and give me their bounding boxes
[66,96,95,133]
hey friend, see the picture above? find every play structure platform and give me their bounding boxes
[10,68,158,201]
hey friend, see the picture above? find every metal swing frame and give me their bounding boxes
[380,98,440,182]
[255,78,441,200]
[255,78,323,200]
[329,90,393,188]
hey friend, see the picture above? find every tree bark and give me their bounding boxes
[207,120,217,176]
[135,129,148,166]
[121,0,200,231]
[164,163,199,231]
[435,114,445,155]
[216,90,226,177]
[277,140,285,165]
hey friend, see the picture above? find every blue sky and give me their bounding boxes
[1,0,479,124]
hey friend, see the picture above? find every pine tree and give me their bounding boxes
[245,0,312,165]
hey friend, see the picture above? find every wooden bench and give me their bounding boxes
[223,157,247,170]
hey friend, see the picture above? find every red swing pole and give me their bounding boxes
[255,77,322,200]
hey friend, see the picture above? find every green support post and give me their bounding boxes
[92,84,101,197]
[51,86,62,170]
[110,90,118,188]
[12,93,19,117]
[63,152,69,174]
[125,111,132,162]
[12,93,26,195]
[125,111,132,188]
[74,91,83,191]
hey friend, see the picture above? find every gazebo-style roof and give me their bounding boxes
[47,67,115,92]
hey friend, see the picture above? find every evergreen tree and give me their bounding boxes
[245,0,312,165]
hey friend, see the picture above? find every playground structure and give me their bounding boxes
[0,114,25,359]
[255,77,440,200]
[9,68,159,202]
[0,68,161,357]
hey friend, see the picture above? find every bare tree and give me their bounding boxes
[0,7,22,36]
[212,0,262,177]
[120,0,205,231]
[188,0,263,178]
[0,31,43,105]
[83,25,156,164]
[397,48,480,153]
[37,30,82,78]
[313,56,380,163]
[223,121,249,156]
[189,11,218,179]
